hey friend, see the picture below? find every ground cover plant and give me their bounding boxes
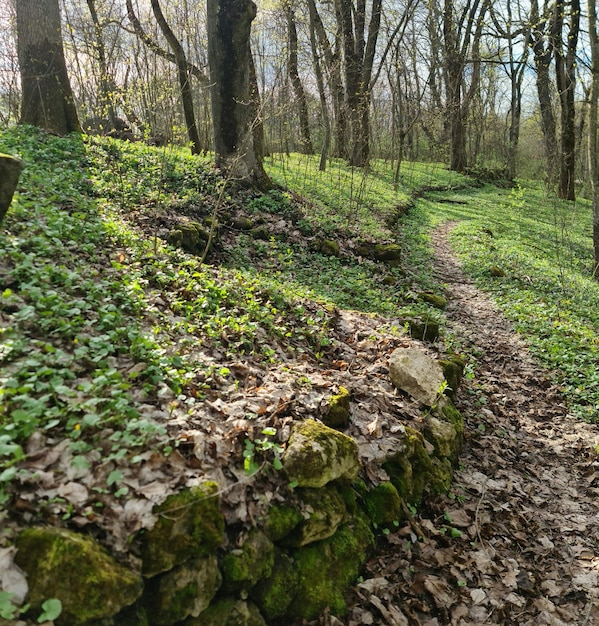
[419,183,599,421]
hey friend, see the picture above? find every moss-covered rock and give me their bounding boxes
[145,555,221,626]
[382,427,433,504]
[167,221,211,255]
[263,504,303,543]
[231,216,253,230]
[141,483,225,577]
[282,420,360,488]
[286,516,374,620]
[373,243,401,262]
[429,457,454,494]
[323,386,351,428]
[250,226,270,240]
[418,292,447,310]
[14,527,143,625]
[439,355,465,398]
[363,482,403,527]
[187,598,266,626]
[285,486,347,547]
[319,240,340,257]
[423,416,460,462]
[439,398,465,439]
[400,315,440,342]
[251,551,299,621]
[221,529,274,591]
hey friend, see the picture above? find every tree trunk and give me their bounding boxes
[530,0,558,186]
[150,0,202,155]
[0,155,24,228]
[588,0,599,275]
[286,5,313,154]
[552,0,580,201]
[207,0,271,189]
[308,0,331,170]
[16,0,81,135]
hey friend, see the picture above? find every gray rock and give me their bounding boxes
[389,348,446,406]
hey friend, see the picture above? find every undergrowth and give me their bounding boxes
[422,183,599,422]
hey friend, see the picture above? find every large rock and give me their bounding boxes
[146,555,222,625]
[286,517,374,620]
[221,529,274,591]
[14,527,143,625]
[285,486,347,547]
[389,348,446,406]
[186,598,266,626]
[282,420,360,488]
[0,154,24,227]
[141,483,225,577]
[250,552,299,621]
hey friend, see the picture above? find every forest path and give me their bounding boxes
[348,221,599,626]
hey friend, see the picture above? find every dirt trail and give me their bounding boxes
[348,222,599,625]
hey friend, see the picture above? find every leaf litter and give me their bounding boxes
[3,209,599,625]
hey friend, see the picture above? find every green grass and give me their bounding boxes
[422,182,599,421]
[3,124,599,516]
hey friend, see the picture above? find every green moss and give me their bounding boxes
[282,420,360,488]
[383,428,433,504]
[439,356,465,397]
[15,527,143,625]
[418,292,447,310]
[440,398,464,439]
[141,483,225,577]
[324,386,351,428]
[399,315,440,342]
[364,482,402,526]
[264,504,303,543]
[429,457,453,494]
[251,551,299,621]
[373,243,401,261]
[287,516,374,620]
[221,529,274,591]
[320,239,340,257]
[186,598,266,626]
[285,486,347,546]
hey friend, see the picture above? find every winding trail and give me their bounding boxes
[350,222,599,626]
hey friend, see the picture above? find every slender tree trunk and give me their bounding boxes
[530,0,558,186]
[207,0,271,189]
[286,5,313,154]
[308,0,331,170]
[552,0,580,201]
[150,0,201,154]
[588,0,599,274]
[16,0,81,135]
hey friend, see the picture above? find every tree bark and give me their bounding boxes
[529,0,558,186]
[552,0,580,201]
[0,155,24,228]
[588,0,599,275]
[16,0,81,135]
[207,0,271,189]
[150,0,202,154]
[286,4,314,154]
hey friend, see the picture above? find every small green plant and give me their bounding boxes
[243,427,284,476]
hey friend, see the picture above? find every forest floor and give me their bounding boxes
[343,221,599,626]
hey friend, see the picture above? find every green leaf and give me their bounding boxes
[107,469,124,486]
[38,598,62,623]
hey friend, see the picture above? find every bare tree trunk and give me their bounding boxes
[150,0,202,154]
[588,0,599,274]
[286,4,313,154]
[552,0,580,201]
[306,0,347,158]
[308,0,331,170]
[16,0,81,135]
[207,0,271,189]
[529,0,558,186]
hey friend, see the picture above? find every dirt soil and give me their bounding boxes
[343,222,599,626]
